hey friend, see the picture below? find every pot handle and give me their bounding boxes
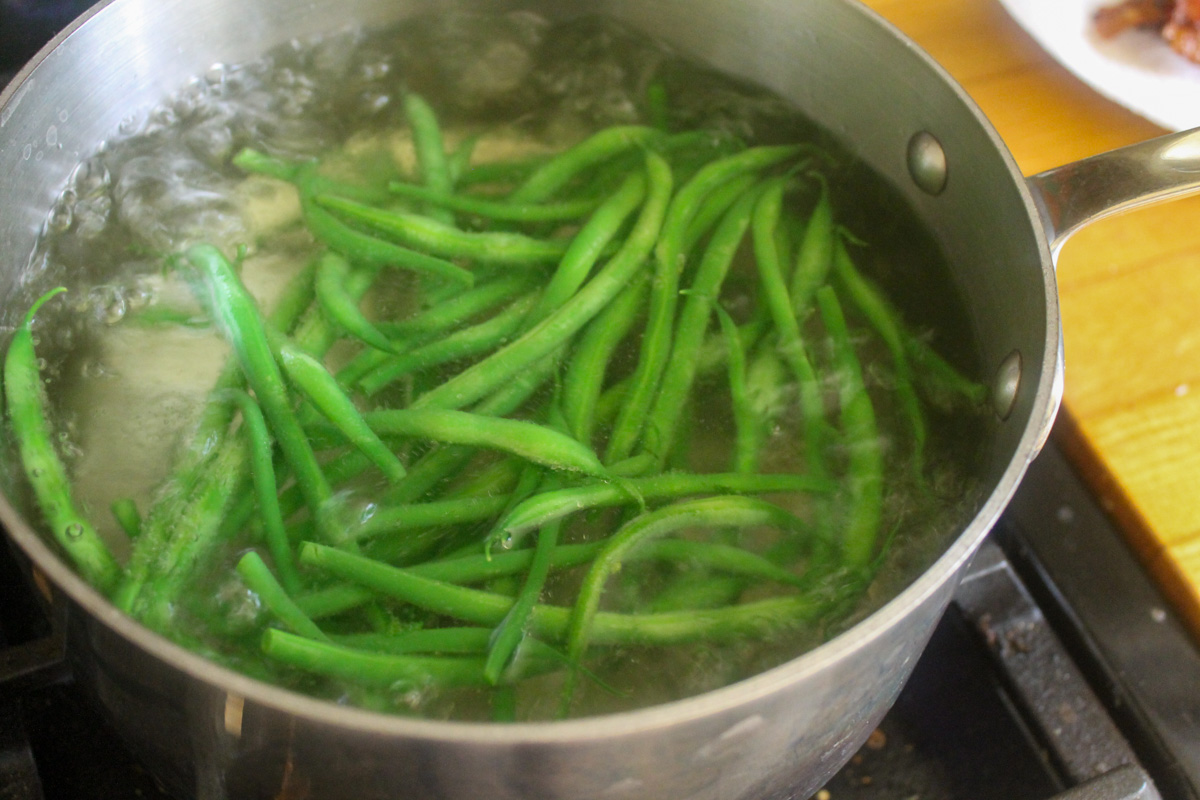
[1026,127,1200,258]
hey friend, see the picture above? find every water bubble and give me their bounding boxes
[359,59,391,81]
[185,119,236,165]
[47,200,74,233]
[65,522,85,540]
[71,158,112,196]
[145,105,181,134]
[360,90,390,115]
[30,468,43,478]
[90,285,128,325]
[73,195,112,239]
[206,63,229,85]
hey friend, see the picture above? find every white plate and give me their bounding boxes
[996,0,1200,131]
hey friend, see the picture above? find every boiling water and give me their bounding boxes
[20,11,990,720]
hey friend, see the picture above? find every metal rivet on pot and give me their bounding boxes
[993,350,1022,419]
[907,131,947,195]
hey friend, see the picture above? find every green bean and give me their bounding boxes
[233,148,391,205]
[649,574,744,613]
[774,205,795,281]
[120,255,348,616]
[393,271,532,326]
[507,125,663,203]
[236,551,326,639]
[301,199,474,287]
[744,341,788,422]
[411,152,672,411]
[254,448,374,549]
[263,629,492,688]
[120,436,251,623]
[336,273,535,386]
[526,170,646,325]
[388,181,600,223]
[713,307,757,474]
[354,408,609,479]
[340,495,509,542]
[815,285,883,569]
[831,238,926,478]
[458,154,550,188]
[646,81,670,132]
[190,252,328,489]
[4,288,121,592]
[642,181,764,464]
[336,626,494,654]
[495,470,831,546]
[446,134,480,186]
[296,584,377,619]
[315,194,572,265]
[645,539,805,588]
[300,543,827,646]
[443,455,524,500]
[182,247,332,535]
[224,390,301,593]
[231,148,298,181]
[750,178,828,477]
[357,292,538,397]
[906,338,989,407]
[605,145,802,463]
[339,633,577,691]
[454,536,805,589]
[789,176,833,316]
[314,251,394,353]
[560,271,648,444]
[379,349,563,505]
[680,172,757,254]
[485,519,560,684]
[421,540,595,582]
[272,334,406,485]
[561,496,807,710]
[695,313,772,378]
[295,529,808,620]
[486,459,545,530]
[403,92,455,226]
[123,305,210,329]
[109,498,142,541]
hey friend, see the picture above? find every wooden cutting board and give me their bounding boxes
[860,0,1200,638]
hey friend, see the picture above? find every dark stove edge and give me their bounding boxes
[996,434,1200,800]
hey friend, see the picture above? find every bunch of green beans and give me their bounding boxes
[4,91,987,721]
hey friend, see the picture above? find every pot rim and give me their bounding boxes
[0,0,1061,743]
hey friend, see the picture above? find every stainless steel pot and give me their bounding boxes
[1,1,1197,798]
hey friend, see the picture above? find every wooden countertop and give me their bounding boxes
[859,0,1200,637]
